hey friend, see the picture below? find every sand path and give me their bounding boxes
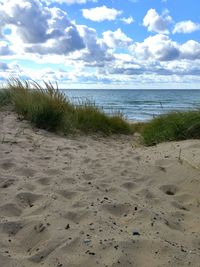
[0,111,200,267]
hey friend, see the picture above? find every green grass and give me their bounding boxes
[141,110,200,146]
[0,89,12,107]
[0,79,133,135]
[2,78,200,144]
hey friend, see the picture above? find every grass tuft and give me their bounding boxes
[0,78,133,135]
[141,111,200,146]
[7,78,71,131]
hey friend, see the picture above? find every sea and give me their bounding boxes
[63,89,200,122]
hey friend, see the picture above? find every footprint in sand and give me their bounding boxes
[15,192,42,208]
[159,184,178,196]
[0,203,22,217]
[37,177,52,186]
[137,188,156,200]
[28,237,67,263]
[175,193,193,202]
[72,200,88,208]
[0,160,16,171]
[57,190,77,200]
[0,221,23,235]
[0,178,15,188]
[15,167,36,177]
[77,144,88,149]
[12,220,51,261]
[171,201,189,211]
[82,157,91,164]
[121,181,137,191]
[63,210,91,223]
[102,203,131,217]
[61,177,76,184]
[82,173,94,181]
[22,183,36,191]
[163,215,183,231]
[192,238,200,250]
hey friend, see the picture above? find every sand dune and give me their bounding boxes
[0,110,200,267]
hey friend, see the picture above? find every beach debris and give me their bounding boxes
[34,223,46,233]
[65,224,70,230]
[85,250,95,255]
[158,166,166,172]
[83,239,92,245]
[132,230,140,236]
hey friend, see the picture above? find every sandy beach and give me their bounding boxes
[0,110,200,267]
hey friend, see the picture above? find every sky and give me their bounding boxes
[0,0,200,89]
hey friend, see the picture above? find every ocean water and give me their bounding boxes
[63,89,200,122]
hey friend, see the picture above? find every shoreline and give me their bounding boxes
[0,110,200,267]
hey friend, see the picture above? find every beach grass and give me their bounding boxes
[141,110,200,145]
[0,89,12,107]
[1,79,200,143]
[0,79,134,135]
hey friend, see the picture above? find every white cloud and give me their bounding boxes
[26,26,85,55]
[0,0,51,44]
[0,0,115,65]
[0,61,29,81]
[0,41,13,56]
[143,9,172,34]
[114,53,132,63]
[103,28,133,48]
[0,0,85,55]
[77,25,113,66]
[173,20,200,34]
[43,0,97,5]
[180,40,200,60]
[131,34,179,61]
[121,16,134,24]
[1,0,200,88]
[161,60,200,76]
[82,5,122,22]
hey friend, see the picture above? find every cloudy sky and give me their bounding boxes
[0,0,200,89]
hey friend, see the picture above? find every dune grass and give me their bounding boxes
[140,110,200,146]
[0,79,134,135]
[0,89,12,107]
[1,79,200,143]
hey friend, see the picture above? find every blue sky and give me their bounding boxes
[0,0,200,89]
